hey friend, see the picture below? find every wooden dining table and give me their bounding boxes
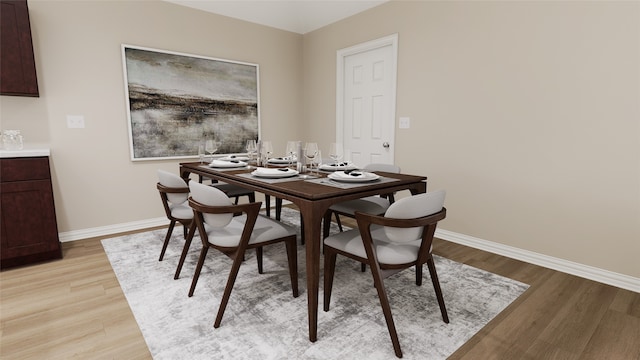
[179,161,427,342]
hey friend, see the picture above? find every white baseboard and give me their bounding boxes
[58,217,168,242]
[59,215,639,293]
[58,202,284,242]
[435,228,640,293]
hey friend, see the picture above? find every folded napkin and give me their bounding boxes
[253,167,297,175]
[333,170,365,178]
[320,162,357,170]
[268,156,297,162]
[210,159,247,167]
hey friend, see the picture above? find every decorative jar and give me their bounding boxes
[2,130,24,150]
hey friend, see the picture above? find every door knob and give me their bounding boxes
[383,142,390,148]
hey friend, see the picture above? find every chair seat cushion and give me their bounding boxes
[324,226,424,265]
[206,214,296,247]
[170,203,193,220]
[329,196,390,216]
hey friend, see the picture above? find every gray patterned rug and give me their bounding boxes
[102,208,528,359]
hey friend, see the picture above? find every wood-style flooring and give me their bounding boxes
[1,218,638,359]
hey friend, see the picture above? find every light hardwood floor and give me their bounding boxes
[1,219,639,359]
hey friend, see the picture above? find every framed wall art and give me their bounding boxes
[121,44,260,161]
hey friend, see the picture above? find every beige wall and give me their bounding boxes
[1,1,303,230]
[303,1,640,278]
[1,1,638,279]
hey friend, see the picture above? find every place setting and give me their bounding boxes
[247,141,383,186]
[317,142,358,172]
[237,167,303,183]
[196,139,254,170]
[208,158,249,168]
[251,167,299,178]
[248,140,316,181]
[267,157,296,165]
[327,169,380,182]
[310,172,395,189]
[265,140,298,166]
[318,162,358,172]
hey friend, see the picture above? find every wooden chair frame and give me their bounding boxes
[323,208,448,358]
[156,183,194,261]
[187,198,299,328]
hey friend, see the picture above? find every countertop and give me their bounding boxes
[0,145,50,158]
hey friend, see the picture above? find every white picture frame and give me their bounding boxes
[121,44,260,161]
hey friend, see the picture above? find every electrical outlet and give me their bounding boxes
[399,117,410,129]
[67,115,85,128]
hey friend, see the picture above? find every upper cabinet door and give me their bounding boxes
[1,0,39,97]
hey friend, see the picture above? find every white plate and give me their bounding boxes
[209,159,248,168]
[220,155,250,161]
[319,163,358,171]
[267,157,297,164]
[251,168,299,178]
[328,171,380,182]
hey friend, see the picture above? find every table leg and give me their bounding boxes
[300,203,324,342]
[410,181,427,195]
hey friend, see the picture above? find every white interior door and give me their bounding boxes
[337,34,398,166]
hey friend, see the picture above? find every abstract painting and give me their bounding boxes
[121,45,260,161]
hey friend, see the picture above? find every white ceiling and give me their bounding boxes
[163,0,388,34]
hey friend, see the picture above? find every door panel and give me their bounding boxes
[338,35,397,167]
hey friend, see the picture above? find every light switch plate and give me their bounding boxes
[67,115,85,128]
[399,117,410,129]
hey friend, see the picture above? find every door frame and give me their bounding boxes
[335,33,399,162]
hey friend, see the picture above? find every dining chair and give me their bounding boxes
[156,170,195,261]
[160,170,257,278]
[322,163,401,240]
[323,190,448,358]
[187,181,299,328]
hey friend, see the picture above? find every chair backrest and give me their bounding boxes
[364,163,401,173]
[157,170,189,205]
[364,163,401,202]
[189,181,234,228]
[383,190,446,243]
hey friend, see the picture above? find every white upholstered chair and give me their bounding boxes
[322,163,401,240]
[156,170,194,261]
[323,190,449,358]
[187,181,299,328]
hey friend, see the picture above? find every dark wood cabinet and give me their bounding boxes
[1,157,62,269]
[0,0,39,97]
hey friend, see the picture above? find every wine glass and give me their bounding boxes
[262,141,273,166]
[304,142,318,173]
[198,144,205,164]
[328,143,343,165]
[285,141,297,167]
[314,149,323,173]
[205,139,218,161]
[245,139,257,163]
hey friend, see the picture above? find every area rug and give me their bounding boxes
[102,208,528,360]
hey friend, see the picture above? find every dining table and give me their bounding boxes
[179,161,427,342]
